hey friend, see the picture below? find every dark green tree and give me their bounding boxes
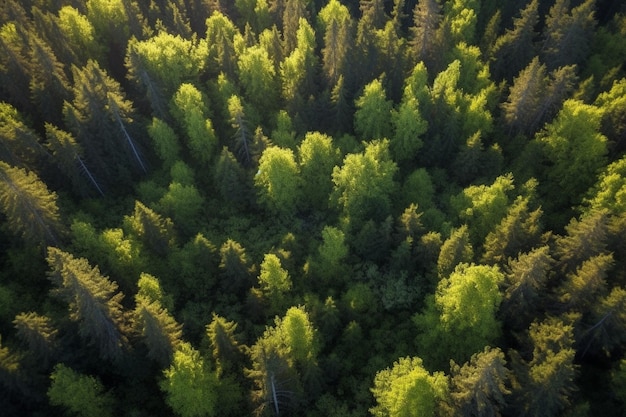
[0,162,63,247]
[449,347,510,417]
[47,247,128,361]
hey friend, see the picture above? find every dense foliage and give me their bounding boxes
[1,0,625,416]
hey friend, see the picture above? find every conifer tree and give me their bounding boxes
[297,131,340,211]
[219,239,254,295]
[491,0,539,80]
[134,295,182,367]
[554,209,608,274]
[449,347,510,417]
[256,253,292,313]
[124,200,177,257]
[319,0,352,87]
[0,102,47,170]
[205,11,239,78]
[206,313,245,376]
[437,225,474,279]
[214,147,250,205]
[409,0,442,71]
[0,162,63,247]
[255,145,301,216]
[354,78,393,141]
[13,312,57,369]
[237,45,279,119]
[47,248,128,361]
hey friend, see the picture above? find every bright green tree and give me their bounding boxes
[170,83,218,165]
[332,139,398,225]
[370,356,448,417]
[256,253,292,313]
[161,342,219,417]
[298,131,341,211]
[237,45,278,117]
[415,263,504,369]
[255,146,300,215]
[48,364,113,417]
[354,78,393,140]
[319,0,352,87]
[147,118,180,170]
[437,225,474,279]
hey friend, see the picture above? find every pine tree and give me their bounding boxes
[319,0,352,87]
[437,225,474,279]
[13,312,58,369]
[255,145,301,216]
[206,313,245,376]
[491,0,539,80]
[124,200,177,257]
[219,239,254,295]
[0,102,47,170]
[134,295,182,367]
[297,131,341,211]
[205,11,239,78]
[0,162,63,247]
[354,78,393,141]
[47,247,128,361]
[449,347,510,417]
[48,364,114,417]
[554,209,608,274]
[409,0,442,72]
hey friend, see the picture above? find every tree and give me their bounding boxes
[536,100,607,215]
[409,0,442,72]
[579,286,626,358]
[247,306,320,414]
[482,194,543,265]
[500,246,553,331]
[437,225,474,279]
[219,239,254,295]
[134,289,182,367]
[48,364,113,417]
[558,253,613,312]
[490,0,539,80]
[124,201,176,257]
[370,356,448,417]
[354,79,393,141]
[160,342,220,417]
[415,263,504,369]
[451,174,515,246]
[214,147,250,205]
[47,248,128,361]
[0,162,63,247]
[227,94,253,166]
[319,0,352,87]
[85,0,130,47]
[13,312,58,369]
[449,347,510,417]
[297,131,341,211]
[255,145,300,216]
[237,45,279,118]
[554,209,609,274]
[585,155,626,215]
[510,317,578,417]
[390,92,427,164]
[64,60,147,190]
[205,11,239,78]
[256,253,292,313]
[541,0,596,70]
[0,102,47,171]
[206,313,245,376]
[280,17,317,112]
[332,139,398,226]
[170,83,218,165]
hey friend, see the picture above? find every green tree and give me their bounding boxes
[437,225,474,279]
[47,248,128,361]
[391,92,427,164]
[0,101,47,171]
[170,83,218,165]
[206,313,245,376]
[536,100,607,215]
[490,0,539,80]
[451,174,515,246]
[409,0,442,72]
[64,60,147,189]
[449,347,510,417]
[124,201,176,257]
[554,209,608,274]
[415,263,504,369]
[227,94,254,166]
[237,45,278,118]
[332,139,398,226]
[0,162,63,247]
[354,78,393,141]
[256,253,292,313]
[482,193,543,265]
[297,131,341,211]
[319,0,352,87]
[500,246,553,331]
[48,364,113,417]
[558,253,613,312]
[510,317,578,417]
[585,155,626,215]
[219,239,254,295]
[255,145,300,215]
[13,312,57,368]
[85,0,130,47]
[56,6,103,64]
[579,286,626,358]
[541,0,596,70]
[370,356,448,417]
[205,11,239,78]
[280,17,317,112]
[161,342,220,417]
[214,147,250,205]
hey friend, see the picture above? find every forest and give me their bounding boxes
[1,0,626,415]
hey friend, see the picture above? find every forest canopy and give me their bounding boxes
[1,0,626,416]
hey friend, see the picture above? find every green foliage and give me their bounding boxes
[48,364,113,417]
[47,248,128,361]
[255,145,300,215]
[415,263,504,368]
[354,79,392,141]
[161,342,219,417]
[298,131,341,211]
[257,253,292,312]
[370,356,448,417]
[332,139,398,226]
[0,162,63,247]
